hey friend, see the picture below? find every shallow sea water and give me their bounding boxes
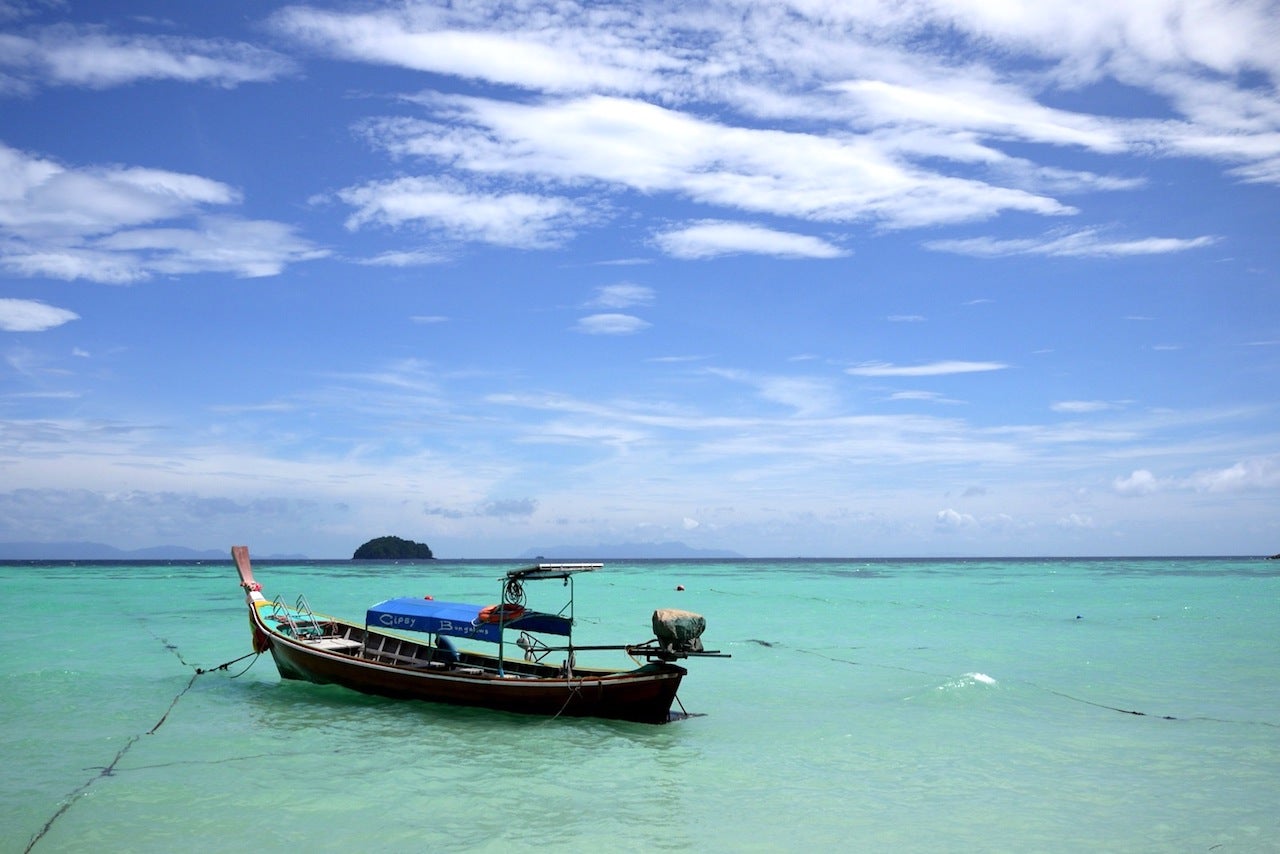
[3,556,1278,853]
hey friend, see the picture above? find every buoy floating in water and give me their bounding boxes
[675,585,685,591]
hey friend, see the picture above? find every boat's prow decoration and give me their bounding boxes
[232,545,265,603]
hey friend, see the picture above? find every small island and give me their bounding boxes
[352,536,434,560]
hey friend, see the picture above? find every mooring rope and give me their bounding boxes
[790,643,1280,727]
[23,733,140,854]
[24,634,260,853]
[1032,685,1176,719]
[789,645,1193,722]
[547,677,584,722]
[196,651,261,677]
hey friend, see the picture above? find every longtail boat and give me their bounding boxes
[231,546,726,723]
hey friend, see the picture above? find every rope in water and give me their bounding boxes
[787,644,1279,726]
[23,634,260,853]
[789,645,1186,719]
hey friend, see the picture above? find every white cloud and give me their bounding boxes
[337,176,586,249]
[588,283,654,309]
[708,367,841,416]
[654,220,847,260]
[1111,456,1280,498]
[1052,400,1117,413]
[1190,456,1280,492]
[1114,469,1161,495]
[0,298,78,331]
[0,144,239,240]
[0,144,324,281]
[0,26,296,90]
[364,94,1071,230]
[574,313,650,335]
[276,0,1280,244]
[2,246,146,283]
[259,0,1280,275]
[926,228,1218,258]
[833,76,1126,152]
[935,508,977,529]
[361,249,452,267]
[270,6,670,95]
[848,360,1008,377]
[886,390,963,405]
[917,0,1280,86]
[96,216,327,278]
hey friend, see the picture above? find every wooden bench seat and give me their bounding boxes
[301,636,362,653]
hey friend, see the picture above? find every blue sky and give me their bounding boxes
[1,0,1277,558]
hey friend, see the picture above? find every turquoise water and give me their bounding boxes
[3,557,1278,853]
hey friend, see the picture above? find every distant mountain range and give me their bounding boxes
[0,541,307,560]
[517,541,743,560]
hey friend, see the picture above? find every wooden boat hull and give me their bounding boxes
[262,630,686,723]
[234,548,687,724]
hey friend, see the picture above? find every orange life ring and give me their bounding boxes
[478,603,526,623]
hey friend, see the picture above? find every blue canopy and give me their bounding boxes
[366,597,572,642]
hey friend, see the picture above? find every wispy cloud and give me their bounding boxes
[1191,456,1280,492]
[1052,400,1120,413]
[0,298,78,332]
[270,0,1280,258]
[337,176,587,249]
[587,283,654,309]
[707,367,841,416]
[1114,456,1280,496]
[360,93,1069,231]
[654,221,846,260]
[0,25,296,92]
[270,6,667,96]
[935,508,977,530]
[361,249,452,267]
[848,361,1009,377]
[886,390,963,405]
[926,228,1218,258]
[426,497,538,518]
[0,143,325,282]
[573,313,650,335]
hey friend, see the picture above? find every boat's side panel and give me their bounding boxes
[266,636,684,723]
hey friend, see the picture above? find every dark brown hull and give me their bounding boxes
[262,630,686,723]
